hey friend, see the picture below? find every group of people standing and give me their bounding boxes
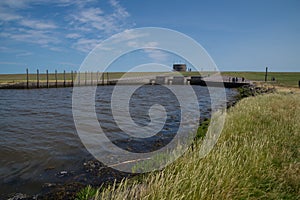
[228,77,245,83]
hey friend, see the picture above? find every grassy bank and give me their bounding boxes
[78,92,300,199]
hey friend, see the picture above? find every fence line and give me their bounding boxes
[14,68,111,89]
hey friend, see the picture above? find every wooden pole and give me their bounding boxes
[265,67,268,82]
[55,70,58,88]
[78,72,80,86]
[102,73,104,85]
[37,69,39,88]
[107,72,109,85]
[46,69,49,88]
[63,70,66,87]
[26,68,29,89]
[85,71,87,86]
[97,71,99,85]
[91,72,93,85]
[71,70,74,86]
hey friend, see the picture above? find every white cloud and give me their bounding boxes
[0,0,95,9]
[0,11,21,21]
[0,47,33,57]
[70,7,115,33]
[66,33,81,39]
[144,49,170,62]
[109,0,130,19]
[0,0,30,9]
[51,0,97,8]
[48,46,64,52]
[125,39,169,62]
[110,30,169,62]
[16,51,33,57]
[19,19,57,29]
[66,0,131,52]
[73,7,104,23]
[69,5,128,34]
[0,0,131,53]
[111,29,147,44]
[0,61,26,65]
[0,3,59,50]
[58,62,79,67]
[0,46,10,51]
[73,38,102,53]
[2,28,60,46]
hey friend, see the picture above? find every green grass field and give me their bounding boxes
[1,71,299,87]
[77,93,300,200]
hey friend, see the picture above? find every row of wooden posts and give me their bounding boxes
[26,68,110,89]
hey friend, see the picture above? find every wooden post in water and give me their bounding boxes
[26,68,29,89]
[37,69,40,88]
[78,72,80,86]
[107,72,109,85]
[96,71,99,85]
[55,70,58,88]
[85,71,87,86]
[102,73,104,85]
[71,70,74,86]
[265,67,268,82]
[63,70,66,87]
[46,69,49,88]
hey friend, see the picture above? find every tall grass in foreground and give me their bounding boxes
[87,93,300,199]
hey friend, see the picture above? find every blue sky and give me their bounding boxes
[0,0,299,74]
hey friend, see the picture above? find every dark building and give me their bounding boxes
[173,64,187,72]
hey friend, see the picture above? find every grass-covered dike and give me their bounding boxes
[76,92,300,200]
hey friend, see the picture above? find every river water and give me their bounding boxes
[0,85,237,198]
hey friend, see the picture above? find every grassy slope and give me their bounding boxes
[86,93,300,200]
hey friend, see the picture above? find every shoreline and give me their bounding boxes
[0,75,251,89]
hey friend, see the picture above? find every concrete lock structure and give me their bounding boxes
[172,76,185,85]
[155,76,166,85]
